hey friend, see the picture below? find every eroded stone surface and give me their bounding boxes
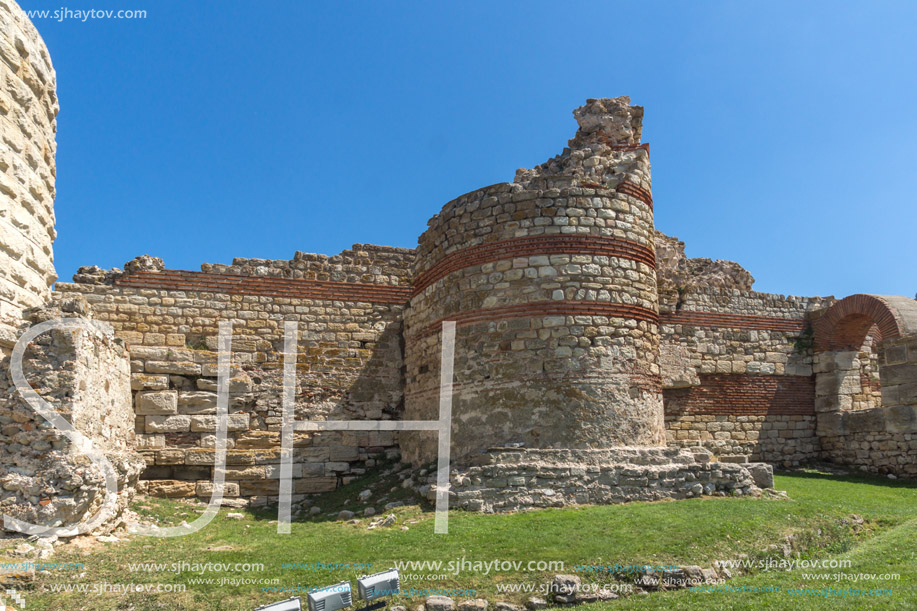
[0,307,144,534]
[430,448,766,513]
[0,0,59,352]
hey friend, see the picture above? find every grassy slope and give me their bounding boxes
[13,471,917,610]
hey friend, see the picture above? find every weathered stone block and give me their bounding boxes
[224,465,266,480]
[847,408,885,433]
[147,480,196,498]
[189,414,250,432]
[897,381,917,406]
[131,374,170,391]
[200,434,236,449]
[324,462,350,475]
[240,480,280,496]
[884,344,908,366]
[251,449,281,464]
[136,391,178,415]
[551,575,581,602]
[201,364,242,377]
[458,600,488,611]
[155,449,185,465]
[234,431,280,448]
[815,372,841,396]
[195,481,240,497]
[426,596,455,611]
[136,434,166,449]
[885,405,917,433]
[145,415,192,433]
[146,360,202,376]
[177,391,218,414]
[266,463,303,479]
[882,363,917,386]
[744,463,774,488]
[185,449,255,466]
[882,384,901,406]
[329,446,359,461]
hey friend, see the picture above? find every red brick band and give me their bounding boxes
[413,235,656,296]
[406,371,663,397]
[615,180,653,209]
[579,179,653,210]
[661,310,806,333]
[409,300,659,339]
[664,374,815,416]
[114,270,412,305]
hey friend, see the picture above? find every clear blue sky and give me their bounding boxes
[23,0,917,299]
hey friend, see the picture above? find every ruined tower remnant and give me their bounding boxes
[0,0,58,352]
[0,3,143,536]
[402,97,664,465]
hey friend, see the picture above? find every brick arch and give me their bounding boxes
[813,294,911,351]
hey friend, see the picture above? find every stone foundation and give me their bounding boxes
[441,448,773,513]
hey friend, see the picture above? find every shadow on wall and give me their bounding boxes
[663,375,819,468]
[280,321,405,423]
[137,318,406,498]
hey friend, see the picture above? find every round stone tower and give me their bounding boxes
[402,97,664,465]
[0,1,58,352]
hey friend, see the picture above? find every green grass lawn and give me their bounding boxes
[6,470,917,610]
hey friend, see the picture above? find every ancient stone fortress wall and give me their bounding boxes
[812,295,917,478]
[402,97,664,466]
[51,98,770,508]
[816,333,917,477]
[0,298,143,533]
[54,247,414,503]
[42,95,917,511]
[3,0,914,525]
[659,287,830,466]
[0,0,58,351]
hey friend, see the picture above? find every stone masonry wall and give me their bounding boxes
[661,288,831,465]
[402,97,663,466]
[54,246,414,504]
[813,334,883,416]
[817,333,917,478]
[0,301,143,533]
[0,1,58,352]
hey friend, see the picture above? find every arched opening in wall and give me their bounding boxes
[816,314,883,413]
[812,294,915,418]
[812,294,917,477]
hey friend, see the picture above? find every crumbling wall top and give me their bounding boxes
[570,96,644,147]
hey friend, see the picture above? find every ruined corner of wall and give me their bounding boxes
[513,96,650,191]
[0,298,145,536]
[654,230,756,306]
